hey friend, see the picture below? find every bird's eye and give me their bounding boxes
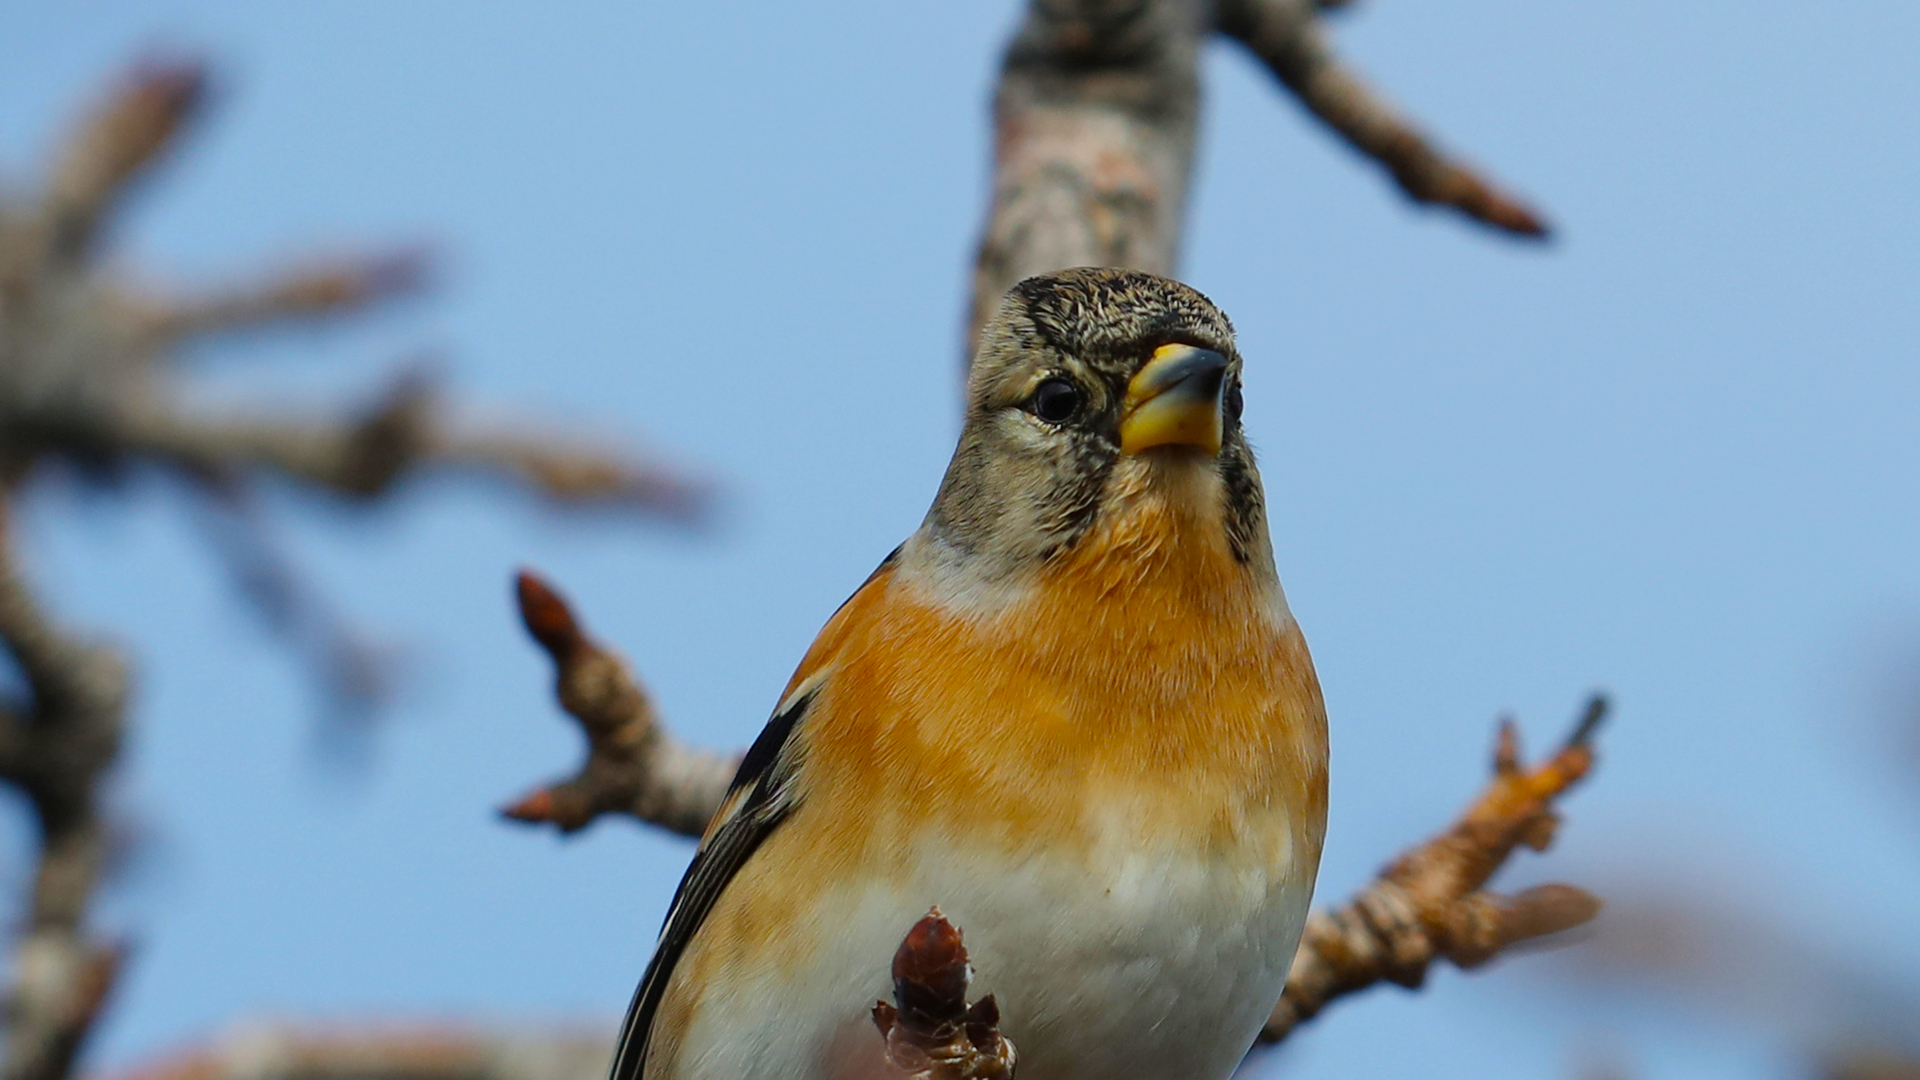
[1028,377,1084,424]
[1224,379,1244,424]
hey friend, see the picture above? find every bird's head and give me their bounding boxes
[916,267,1275,602]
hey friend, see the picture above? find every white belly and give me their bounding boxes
[668,819,1313,1080]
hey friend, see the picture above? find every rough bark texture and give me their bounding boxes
[968,0,1548,352]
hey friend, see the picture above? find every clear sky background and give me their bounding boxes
[4,3,1920,1079]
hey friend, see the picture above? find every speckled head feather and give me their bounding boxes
[917,267,1271,602]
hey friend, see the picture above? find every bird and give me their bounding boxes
[611,267,1329,1080]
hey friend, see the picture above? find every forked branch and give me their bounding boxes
[501,571,737,838]
[969,0,1550,351]
[1262,697,1607,1042]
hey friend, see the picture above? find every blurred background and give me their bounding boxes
[3,2,1919,1079]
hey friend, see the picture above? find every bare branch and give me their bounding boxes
[1827,1050,1920,1080]
[967,0,1553,355]
[145,250,429,342]
[1,57,712,732]
[969,0,1202,353]
[433,427,709,515]
[114,374,708,516]
[0,506,133,1080]
[39,59,207,266]
[182,473,393,716]
[1215,0,1549,238]
[1261,696,1607,1042]
[97,1024,613,1080]
[502,571,738,837]
[868,911,1016,1080]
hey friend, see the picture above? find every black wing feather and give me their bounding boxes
[605,686,817,1080]
[605,546,899,1080]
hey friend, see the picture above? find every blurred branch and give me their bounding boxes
[0,54,726,1080]
[1827,1050,1920,1080]
[501,571,738,837]
[1541,869,1920,1062]
[142,250,428,343]
[97,1024,612,1080]
[0,506,132,1080]
[968,0,1549,351]
[1,56,709,720]
[1262,697,1608,1042]
[38,60,206,266]
[182,472,391,717]
[1214,0,1548,238]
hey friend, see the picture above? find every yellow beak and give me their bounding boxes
[1119,344,1229,456]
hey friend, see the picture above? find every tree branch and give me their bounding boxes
[1,56,711,725]
[967,0,1551,351]
[143,251,428,343]
[37,59,205,267]
[501,571,738,838]
[1214,0,1549,238]
[0,506,133,1080]
[96,1025,612,1080]
[116,373,707,512]
[969,0,1202,354]
[1261,696,1607,1042]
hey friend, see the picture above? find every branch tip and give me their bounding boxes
[1497,883,1603,948]
[513,570,581,661]
[498,788,558,826]
[874,912,1015,1080]
[891,910,971,1028]
[1569,692,1609,748]
[1492,716,1521,775]
[1264,702,1605,1043]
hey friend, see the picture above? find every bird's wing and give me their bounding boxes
[606,548,900,1080]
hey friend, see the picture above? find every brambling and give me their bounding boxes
[611,268,1328,1080]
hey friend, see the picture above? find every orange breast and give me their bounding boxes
[790,480,1329,880]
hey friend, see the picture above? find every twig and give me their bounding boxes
[0,507,132,1080]
[1261,696,1608,1042]
[96,1023,612,1080]
[143,251,429,342]
[501,571,738,838]
[1214,0,1549,238]
[968,0,1551,351]
[869,911,1016,1080]
[181,472,392,717]
[38,60,206,266]
[1,56,708,717]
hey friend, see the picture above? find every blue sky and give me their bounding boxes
[4,3,1919,1079]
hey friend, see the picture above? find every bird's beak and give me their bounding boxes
[1120,344,1229,456]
